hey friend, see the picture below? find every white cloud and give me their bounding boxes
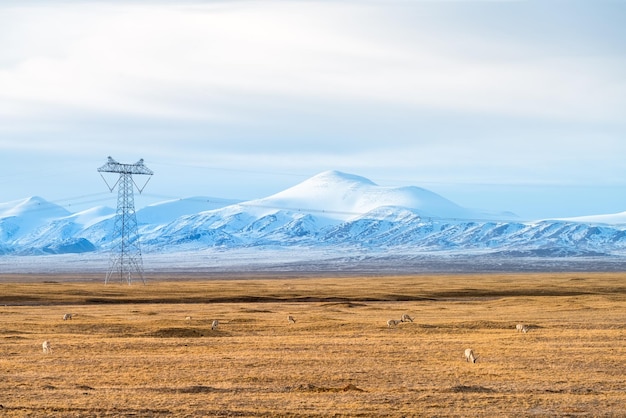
[2,1,623,126]
[0,1,625,218]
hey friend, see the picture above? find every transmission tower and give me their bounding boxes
[98,156,153,284]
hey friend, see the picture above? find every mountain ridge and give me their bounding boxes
[1,171,625,260]
[250,170,483,221]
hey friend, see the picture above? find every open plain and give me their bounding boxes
[1,272,625,417]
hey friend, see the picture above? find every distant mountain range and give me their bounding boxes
[2,170,626,259]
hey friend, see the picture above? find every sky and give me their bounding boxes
[1,0,625,221]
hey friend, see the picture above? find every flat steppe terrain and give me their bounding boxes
[1,272,625,417]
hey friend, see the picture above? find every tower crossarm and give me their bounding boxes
[98,156,154,176]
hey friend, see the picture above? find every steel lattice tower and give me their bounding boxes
[98,157,153,284]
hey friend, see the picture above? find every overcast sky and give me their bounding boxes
[1,0,625,220]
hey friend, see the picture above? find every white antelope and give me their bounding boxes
[185,316,192,321]
[401,313,413,323]
[42,340,52,354]
[288,315,296,324]
[387,319,401,328]
[63,313,72,320]
[516,323,528,333]
[464,348,477,363]
[211,320,219,330]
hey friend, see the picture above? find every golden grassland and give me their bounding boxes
[1,272,625,417]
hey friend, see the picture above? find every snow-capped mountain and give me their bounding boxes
[248,171,482,221]
[0,196,71,241]
[1,171,626,260]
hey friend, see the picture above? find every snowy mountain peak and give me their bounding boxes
[268,170,378,202]
[251,170,476,221]
[1,171,626,259]
[309,170,378,187]
[0,196,70,219]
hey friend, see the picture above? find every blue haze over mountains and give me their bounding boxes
[1,171,626,262]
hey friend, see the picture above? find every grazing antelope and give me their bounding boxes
[211,320,219,330]
[63,313,72,320]
[288,315,296,324]
[42,341,52,354]
[401,313,413,323]
[464,348,477,363]
[516,323,527,333]
[185,316,192,321]
[387,319,401,328]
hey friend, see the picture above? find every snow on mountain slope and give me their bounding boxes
[0,196,70,220]
[64,206,115,228]
[557,211,626,225]
[1,171,626,260]
[0,197,72,242]
[137,170,479,249]
[249,170,478,221]
[136,196,242,225]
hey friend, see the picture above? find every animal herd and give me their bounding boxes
[462,324,530,364]
[41,313,533,364]
[387,313,414,327]
[386,317,533,364]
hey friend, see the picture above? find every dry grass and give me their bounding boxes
[1,272,625,417]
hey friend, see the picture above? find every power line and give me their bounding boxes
[1,165,623,226]
[2,191,624,227]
